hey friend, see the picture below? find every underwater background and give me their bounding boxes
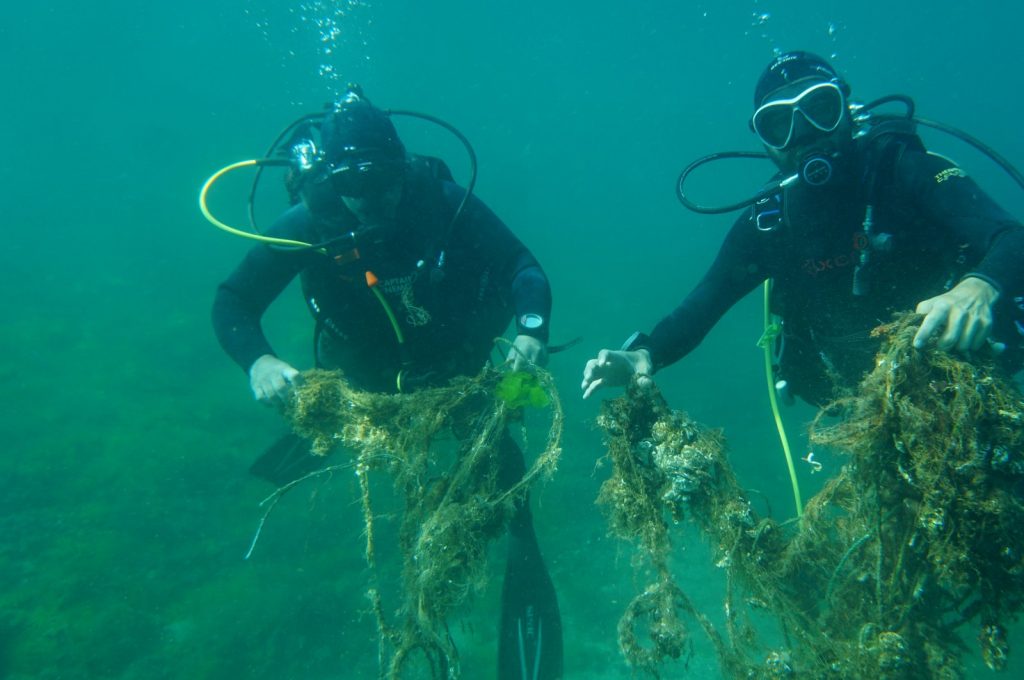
[2,1,1023,677]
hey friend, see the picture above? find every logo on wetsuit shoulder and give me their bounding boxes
[380,274,416,295]
[935,167,967,184]
[800,232,866,277]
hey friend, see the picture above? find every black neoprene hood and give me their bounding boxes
[321,100,406,163]
[754,51,847,107]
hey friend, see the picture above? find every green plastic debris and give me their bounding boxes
[496,371,550,409]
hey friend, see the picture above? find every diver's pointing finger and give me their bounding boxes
[582,378,604,400]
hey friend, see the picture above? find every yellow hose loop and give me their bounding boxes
[199,160,317,250]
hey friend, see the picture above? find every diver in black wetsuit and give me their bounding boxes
[582,51,1024,406]
[212,89,563,680]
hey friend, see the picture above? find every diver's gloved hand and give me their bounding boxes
[507,334,548,372]
[249,354,301,405]
[913,276,1002,353]
[581,349,654,399]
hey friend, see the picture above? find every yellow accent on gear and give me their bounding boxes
[762,278,804,518]
[199,159,322,251]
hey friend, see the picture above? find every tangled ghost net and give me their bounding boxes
[598,313,1024,678]
[250,367,562,679]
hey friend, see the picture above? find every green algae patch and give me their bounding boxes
[495,370,550,409]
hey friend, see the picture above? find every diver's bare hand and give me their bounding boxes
[249,354,301,405]
[581,349,654,399]
[506,334,549,372]
[913,276,1001,353]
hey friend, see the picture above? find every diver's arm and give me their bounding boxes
[504,247,553,369]
[212,264,285,372]
[508,254,552,344]
[582,214,764,397]
[213,244,311,403]
[446,183,553,361]
[212,207,317,374]
[645,218,766,369]
[902,151,1024,350]
[906,151,1024,295]
[967,227,1024,293]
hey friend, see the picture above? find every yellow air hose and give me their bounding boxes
[364,272,413,393]
[199,159,322,251]
[758,278,804,518]
[200,160,412,390]
[365,271,405,346]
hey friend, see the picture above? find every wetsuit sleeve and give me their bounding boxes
[510,261,552,341]
[448,185,553,342]
[897,151,1024,296]
[645,212,767,370]
[211,207,318,373]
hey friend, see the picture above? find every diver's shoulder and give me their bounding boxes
[898,146,957,171]
[403,161,468,206]
[889,147,972,196]
[437,178,497,218]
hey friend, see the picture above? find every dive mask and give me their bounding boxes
[752,81,845,150]
[318,152,405,198]
[300,151,405,216]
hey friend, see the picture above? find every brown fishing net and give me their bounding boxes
[598,313,1024,678]
[251,366,562,679]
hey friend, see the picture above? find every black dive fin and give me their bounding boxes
[498,533,564,680]
[249,433,325,487]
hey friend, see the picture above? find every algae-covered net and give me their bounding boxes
[250,366,562,679]
[597,312,1024,678]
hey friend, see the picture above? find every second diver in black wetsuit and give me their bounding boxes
[212,88,563,680]
[582,51,1024,406]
